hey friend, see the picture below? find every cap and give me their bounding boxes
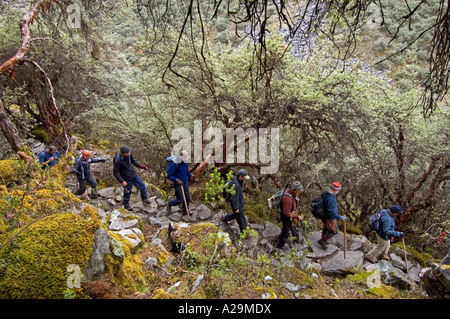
[331,181,342,191]
[81,150,91,158]
[389,205,402,215]
[237,169,250,179]
[120,145,130,154]
[291,181,303,191]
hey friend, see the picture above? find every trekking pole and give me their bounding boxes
[180,183,191,219]
[402,237,409,273]
[343,215,347,259]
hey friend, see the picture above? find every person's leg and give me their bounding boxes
[365,233,388,262]
[86,173,98,198]
[277,216,291,248]
[133,174,148,201]
[122,180,134,208]
[168,182,183,207]
[76,178,87,196]
[235,207,247,234]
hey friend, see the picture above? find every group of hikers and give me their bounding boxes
[38,145,418,264]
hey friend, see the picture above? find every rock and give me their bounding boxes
[366,260,413,290]
[308,232,339,258]
[83,227,112,282]
[320,251,364,276]
[195,204,212,220]
[390,253,414,273]
[169,212,183,222]
[262,222,281,242]
[420,266,450,299]
[156,198,166,207]
[115,228,143,251]
[98,187,115,198]
[285,282,304,292]
[108,211,139,231]
[148,216,171,228]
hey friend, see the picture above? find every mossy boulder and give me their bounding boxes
[0,213,100,299]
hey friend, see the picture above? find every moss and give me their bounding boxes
[346,223,363,235]
[0,160,17,182]
[368,284,400,298]
[392,242,436,267]
[0,213,99,299]
[31,129,49,143]
[152,288,180,299]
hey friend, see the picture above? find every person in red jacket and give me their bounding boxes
[276,181,304,249]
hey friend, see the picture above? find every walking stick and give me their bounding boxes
[343,217,347,259]
[180,182,191,219]
[402,237,409,273]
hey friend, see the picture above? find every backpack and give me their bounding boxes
[368,211,387,231]
[222,180,235,202]
[269,189,294,214]
[310,192,330,220]
[165,156,177,174]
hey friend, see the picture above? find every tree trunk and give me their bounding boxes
[0,100,23,152]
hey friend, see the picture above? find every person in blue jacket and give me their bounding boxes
[317,181,348,249]
[166,150,192,215]
[39,145,61,169]
[364,205,404,263]
[72,149,106,199]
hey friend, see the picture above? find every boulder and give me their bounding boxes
[83,227,112,282]
[320,251,364,276]
[366,260,413,290]
[308,232,339,258]
[115,228,144,251]
[390,253,414,273]
[262,222,281,242]
[195,204,212,221]
[108,210,139,231]
[98,187,115,198]
[420,266,450,299]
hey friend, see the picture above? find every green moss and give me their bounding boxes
[0,160,17,182]
[392,242,436,267]
[0,213,99,299]
[368,284,399,298]
[31,129,49,143]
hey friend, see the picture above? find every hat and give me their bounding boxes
[237,169,250,179]
[330,181,342,191]
[120,145,130,154]
[291,181,303,191]
[389,205,402,215]
[81,150,91,158]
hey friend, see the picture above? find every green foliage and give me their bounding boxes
[205,169,235,206]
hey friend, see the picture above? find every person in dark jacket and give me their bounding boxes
[276,181,304,249]
[364,205,404,263]
[113,145,150,211]
[72,150,106,199]
[166,151,192,215]
[317,181,348,249]
[39,145,61,169]
[221,169,250,234]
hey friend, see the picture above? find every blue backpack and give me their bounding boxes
[165,156,178,174]
[368,211,387,231]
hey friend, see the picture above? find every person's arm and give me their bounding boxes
[324,196,344,220]
[167,162,178,183]
[381,215,402,238]
[282,195,299,219]
[90,158,106,164]
[113,157,125,184]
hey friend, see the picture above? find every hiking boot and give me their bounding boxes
[380,255,391,261]
[124,203,134,211]
[317,238,328,250]
[142,198,152,204]
[90,193,98,200]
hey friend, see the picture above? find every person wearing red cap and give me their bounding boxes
[317,182,347,250]
[72,150,106,199]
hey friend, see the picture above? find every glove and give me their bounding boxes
[399,232,404,238]
[100,159,106,162]
[140,165,148,170]
[340,216,348,222]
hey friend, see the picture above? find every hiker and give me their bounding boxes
[72,150,106,199]
[113,145,150,211]
[166,150,192,215]
[39,145,61,169]
[317,182,348,250]
[364,205,404,263]
[221,169,250,234]
[276,181,304,249]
